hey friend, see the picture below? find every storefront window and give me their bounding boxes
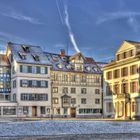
[3,107,16,115]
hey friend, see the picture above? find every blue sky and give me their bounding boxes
[0,0,140,62]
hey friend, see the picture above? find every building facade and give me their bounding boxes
[0,42,103,118]
[47,52,102,117]
[103,40,140,120]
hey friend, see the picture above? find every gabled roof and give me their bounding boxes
[69,52,86,61]
[7,42,52,65]
[125,40,140,45]
[116,40,140,54]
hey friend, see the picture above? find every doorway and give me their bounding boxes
[70,108,76,117]
[32,106,37,117]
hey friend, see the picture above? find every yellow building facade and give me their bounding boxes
[103,40,140,120]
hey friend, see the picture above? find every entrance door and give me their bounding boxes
[32,106,37,117]
[125,103,129,118]
[70,108,76,117]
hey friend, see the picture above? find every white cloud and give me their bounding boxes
[1,12,43,25]
[96,11,140,32]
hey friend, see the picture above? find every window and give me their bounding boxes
[40,67,45,74]
[130,65,138,75]
[12,66,15,74]
[41,81,48,87]
[129,50,134,57]
[123,52,127,59]
[13,80,16,88]
[95,99,100,104]
[62,75,68,82]
[71,75,76,82]
[81,88,86,94]
[114,69,120,78]
[114,84,120,94]
[32,54,40,61]
[40,106,46,114]
[63,87,68,94]
[81,98,86,104]
[19,52,26,60]
[20,80,28,87]
[71,98,76,104]
[117,54,121,61]
[132,102,136,112]
[22,45,30,52]
[106,85,112,95]
[20,80,47,88]
[106,71,112,80]
[53,98,59,104]
[130,81,137,93]
[121,67,128,77]
[64,108,68,114]
[95,89,100,94]
[79,109,101,114]
[5,95,10,100]
[13,94,16,101]
[121,83,128,94]
[71,88,76,94]
[20,65,28,73]
[3,107,16,115]
[21,94,48,101]
[81,75,86,82]
[28,66,32,73]
[63,98,70,104]
[32,80,37,87]
[56,108,60,114]
[23,106,29,115]
[52,87,58,93]
[32,66,37,74]
[36,66,40,73]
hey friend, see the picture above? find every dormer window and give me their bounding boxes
[57,63,63,69]
[86,66,91,72]
[19,52,26,60]
[22,45,30,53]
[32,54,40,61]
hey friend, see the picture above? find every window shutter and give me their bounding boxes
[45,67,48,74]
[20,65,23,72]
[29,80,32,87]
[46,81,48,88]
[20,80,22,87]
[37,81,41,87]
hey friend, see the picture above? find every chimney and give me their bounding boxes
[60,49,65,56]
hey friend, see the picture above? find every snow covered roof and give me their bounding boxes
[45,52,102,74]
[7,42,52,65]
[7,42,101,74]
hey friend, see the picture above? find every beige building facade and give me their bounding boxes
[103,40,140,120]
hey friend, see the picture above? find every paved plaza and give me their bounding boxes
[0,120,140,139]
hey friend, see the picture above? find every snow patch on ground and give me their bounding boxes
[0,120,139,137]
